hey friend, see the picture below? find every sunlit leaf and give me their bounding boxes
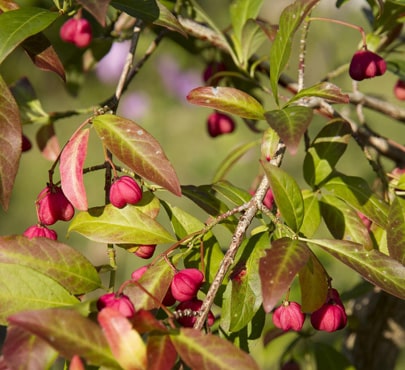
[187,86,265,120]
[239,19,267,66]
[76,0,110,26]
[170,328,260,370]
[60,128,89,211]
[307,238,405,299]
[110,0,159,23]
[69,203,175,245]
[0,74,21,211]
[0,235,101,294]
[261,127,280,162]
[387,196,405,265]
[212,180,251,207]
[92,114,181,196]
[259,237,311,313]
[300,189,321,237]
[0,7,59,64]
[265,106,313,155]
[262,162,304,232]
[8,308,120,368]
[146,334,177,370]
[98,308,147,370]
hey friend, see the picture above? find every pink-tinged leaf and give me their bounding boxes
[307,238,405,299]
[8,308,120,369]
[154,1,187,37]
[0,235,101,294]
[265,106,313,155]
[187,86,265,120]
[92,115,181,196]
[146,334,177,370]
[170,328,260,370]
[60,128,89,211]
[2,326,58,370]
[298,252,329,313]
[386,196,405,265]
[287,82,349,106]
[259,237,311,313]
[132,310,168,334]
[0,74,21,211]
[69,355,85,370]
[36,123,60,161]
[98,308,147,370]
[76,0,110,26]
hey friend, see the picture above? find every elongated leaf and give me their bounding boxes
[300,189,321,237]
[265,106,313,154]
[60,128,89,211]
[286,82,349,106]
[307,238,405,299]
[323,173,389,228]
[0,74,21,211]
[154,1,187,36]
[92,115,181,196]
[2,326,58,370]
[8,308,120,368]
[0,235,101,294]
[170,328,260,370]
[110,0,159,23]
[269,0,320,105]
[262,162,304,232]
[230,0,263,45]
[240,19,267,65]
[187,86,265,120]
[146,334,177,370]
[387,196,405,265]
[212,180,251,207]
[259,237,311,313]
[98,308,147,370]
[0,7,58,64]
[0,263,78,324]
[69,204,175,245]
[76,0,110,26]
[303,119,352,187]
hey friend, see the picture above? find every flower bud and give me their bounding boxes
[134,244,156,259]
[272,301,305,331]
[207,112,235,138]
[23,225,57,240]
[281,360,300,370]
[202,61,226,85]
[171,268,204,302]
[36,185,75,225]
[131,265,148,281]
[349,49,386,81]
[263,189,275,209]
[60,18,92,48]
[175,299,214,327]
[97,293,135,318]
[109,176,142,208]
[22,135,32,152]
[394,79,405,100]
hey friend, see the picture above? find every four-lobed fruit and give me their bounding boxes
[393,79,405,100]
[109,176,143,208]
[349,49,386,81]
[175,299,215,328]
[272,301,305,331]
[23,225,57,240]
[207,111,236,138]
[36,185,75,225]
[60,18,92,48]
[170,268,204,302]
[97,292,135,318]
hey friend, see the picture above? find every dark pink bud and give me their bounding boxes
[175,299,215,327]
[207,112,235,138]
[171,268,204,302]
[36,185,75,225]
[202,61,226,85]
[281,360,300,370]
[97,292,135,318]
[131,265,148,281]
[109,176,142,208]
[23,225,58,240]
[357,211,371,231]
[272,301,305,331]
[263,189,275,209]
[22,135,32,152]
[134,244,156,259]
[349,50,386,81]
[394,79,405,100]
[60,18,92,48]
[162,287,176,307]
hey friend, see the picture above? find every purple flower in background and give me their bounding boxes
[118,92,150,120]
[96,41,130,84]
[156,54,201,102]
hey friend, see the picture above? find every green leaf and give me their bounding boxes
[68,203,175,245]
[0,74,21,211]
[322,173,389,228]
[306,238,405,299]
[286,82,349,106]
[0,264,78,325]
[387,196,405,265]
[269,0,320,105]
[170,328,260,370]
[300,189,321,237]
[259,237,311,313]
[0,235,101,295]
[265,106,313,155]
[110,0,159,23]
[92,114,181,196]
[154,1,187,36]
[212,180,252,207]
[0,7,59,64]
[303,119,352,187]
[261,127,280,162]
[8,308,120,368]
[312,342,355,370]
[262,162,304,232]
[187,86,265,120]
[238,19,267,67]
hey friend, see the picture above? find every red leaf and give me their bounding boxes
[77,0,110,26]
[60,128,89,210]
[146,334,177,370]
